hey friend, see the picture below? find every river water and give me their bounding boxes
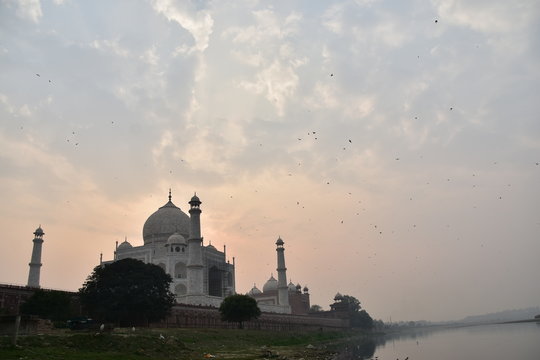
[342,322,540,360]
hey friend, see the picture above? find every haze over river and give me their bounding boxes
[344,322,540,360]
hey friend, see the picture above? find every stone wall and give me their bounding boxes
[0,315,39,335]
[155,304,349,331]
[0,284,35,315]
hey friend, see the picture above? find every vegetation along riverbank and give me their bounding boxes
[0,327,379,360]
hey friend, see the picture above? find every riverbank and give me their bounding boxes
[0,327,377,360]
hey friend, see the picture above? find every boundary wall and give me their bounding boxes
[155,304,349,331]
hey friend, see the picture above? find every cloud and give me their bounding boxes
[0,129,96,196]
[11,0,42,23]
[151,0,214,53]
[223,8,306,116]
[433,0,538,34]
[239,60,301,117]
[90,39,130,57]
[0,93,33,117]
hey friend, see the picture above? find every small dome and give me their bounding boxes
[248,284,262,296]
[190,193,200,203]
[117,240,132,251]
[206,244,217,250]
[34,226,44,236]
[275,237,284,246]
[288,281,296,291]
[303,286,309,293]
[262,275,278,292]
[296,283,302,290]
[167,232,186,245]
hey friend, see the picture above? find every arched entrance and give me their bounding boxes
[208,266,222,297]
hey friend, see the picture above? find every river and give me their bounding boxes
[340,322,540,360]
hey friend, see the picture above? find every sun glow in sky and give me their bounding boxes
[1,0,539,322]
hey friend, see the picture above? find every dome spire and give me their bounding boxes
[168,188,172,202]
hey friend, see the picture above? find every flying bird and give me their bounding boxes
[36,73,40,77]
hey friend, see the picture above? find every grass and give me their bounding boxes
[0,327,374,360]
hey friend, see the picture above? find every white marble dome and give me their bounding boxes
[248,284,262,295]
[143,195,190,245]
[263,275,278,292]
[117,240,132,251]
[288,281,296,291]
[167,232,186,245]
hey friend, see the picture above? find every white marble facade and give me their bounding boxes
[110,191,235,306]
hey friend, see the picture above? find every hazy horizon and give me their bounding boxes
[1,0,539,323]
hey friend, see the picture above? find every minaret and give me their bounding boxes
[187,193,204,296]
[276,237,289,307]
[27,226,45,288]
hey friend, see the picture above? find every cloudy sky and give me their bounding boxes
[1,0,539,322]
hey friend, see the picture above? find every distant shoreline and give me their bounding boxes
[384,318,540,335]
[500,318,540,325]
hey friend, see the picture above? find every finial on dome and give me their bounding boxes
[168,188,172,202]
[189,192,201,206]
[34,225,44,237]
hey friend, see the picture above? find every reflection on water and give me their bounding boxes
[332,339,376,360]
[337,322,540,360]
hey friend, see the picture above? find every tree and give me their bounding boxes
[219,294,261,329]
[351,309,374,329]
[79,258,175,326]
[331,293,361,312]
[341,295,361,312]
[331,293,374,329]
[310,304,323,312]
[20,289,76,321]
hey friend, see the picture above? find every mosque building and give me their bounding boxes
[106,191,235,308]
[15,190,309,315]
[247,237,311,314]
[105,190,310,314]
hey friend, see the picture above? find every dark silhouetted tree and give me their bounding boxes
[351,309,374,329]
[79,258,175,326]
[219,294,261,329]
[340,295,361,312]
[310,304,323,312]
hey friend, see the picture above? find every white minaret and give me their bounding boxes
[187,193,204,296]
[276,236,289,307]
[27,226,45,288]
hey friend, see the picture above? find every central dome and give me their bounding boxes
[142,195,190,245]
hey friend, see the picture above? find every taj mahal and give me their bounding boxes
[99,190,310,315]
[2,190,313,316]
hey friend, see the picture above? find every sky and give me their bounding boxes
[0,0,539,322]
